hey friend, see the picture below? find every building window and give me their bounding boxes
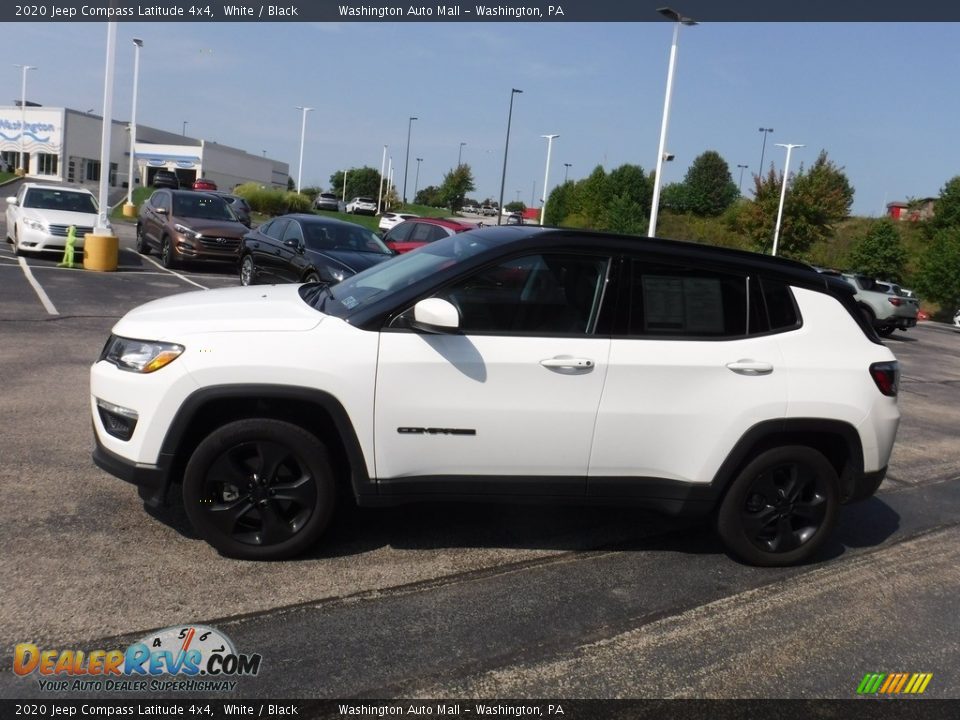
[37,153,58,176]
[86,160,100,182]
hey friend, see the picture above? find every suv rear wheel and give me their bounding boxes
[182,419,336,560]
[716,446,839,566]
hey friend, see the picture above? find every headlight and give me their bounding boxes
[174,224,201,240]
[100,335,184,373]
[23,218,46,231]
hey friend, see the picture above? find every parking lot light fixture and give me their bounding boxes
[563,163,572,183]
[342,169,348,202]
[648,7,697,238]
[758,127,774,177]
[182,120,188,136]
[295,106,313,194]
[772,143,804,257]
[94,23,118,235]
[497,88,523,226]
[737,163,749,194]
[377,144,388,213]
[124,39,143,214]
[414,157,423,200]
[458,142,466,166]
[402,116,418,204]
[14,63,37,174]
[540,134,559,226]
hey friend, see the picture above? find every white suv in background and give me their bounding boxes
[345,196,377,215]
[90,227,901,566]
[6,182,109,254]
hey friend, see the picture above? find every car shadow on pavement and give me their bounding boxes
[143,492,902,567]
[884,333,918,343]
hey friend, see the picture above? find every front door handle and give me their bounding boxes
[726,359,774,376]
[541,356,595,370]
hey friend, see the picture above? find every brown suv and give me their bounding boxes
[136,189,249,267]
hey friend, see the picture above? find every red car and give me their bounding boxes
[382,217,474,253]
[192,178,218,191]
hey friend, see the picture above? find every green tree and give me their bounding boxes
[915,228,960,310]
[679,150,739,216]
[505,201,526,213]
[847,219,908,282]
[436,164,476,211]
[329,167,382,200]
[415,185,441,206]
[928,176,960,232]
[543,181,577,226]
[735,150,853,259]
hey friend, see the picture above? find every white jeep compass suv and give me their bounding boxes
[91,228,901,566]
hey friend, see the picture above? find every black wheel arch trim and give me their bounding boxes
[709,418,866,506]
[156,384,373,502]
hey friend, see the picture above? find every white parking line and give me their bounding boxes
[18,257,59,315]
[128,249,209,290]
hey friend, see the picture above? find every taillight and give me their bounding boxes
[870,361,900,397]
[888,297,903,306]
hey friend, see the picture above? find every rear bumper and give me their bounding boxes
[845,466,887,504]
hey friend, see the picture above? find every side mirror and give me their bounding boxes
[411,297,460,334]
[6,196,17,205]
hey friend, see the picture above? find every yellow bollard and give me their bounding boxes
[83,231,119,272]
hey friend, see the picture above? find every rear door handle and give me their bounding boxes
[541,356,595,370]
[726,360,774,376]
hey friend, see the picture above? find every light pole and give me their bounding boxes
[123,38,143,215]
[758,127,773,177]
[14,64,36,174]
[342,169,348,202]
[648,7,697,238]
[539,134,559,226]
[563,163,572,183]
[295,106,313,193]
[385,156,393,211]
[402,116,417,204]
[182,120,188,136]
[377,144,387,213]
[497,88,523,225]
[414,157,423,200]
[458,142,466,166]
[771,143,804,257]
[736,163,748,195]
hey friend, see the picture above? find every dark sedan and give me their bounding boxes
[239,214,394,286]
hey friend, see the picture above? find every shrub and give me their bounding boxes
[285,192,313,213]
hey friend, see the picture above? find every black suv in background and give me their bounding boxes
[151,170,180,189]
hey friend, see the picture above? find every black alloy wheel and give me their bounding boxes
[717,446,838,566]
[160,236,176,268]
[183,419,335,560]
[240,254,256,286]
[135,225,150,255]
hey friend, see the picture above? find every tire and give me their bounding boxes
[876,325,895,337]
[160,236,176,268]
[135,225,150,255]
[716,446,839,567]
[182,418,336,560]
[240,254,256,286]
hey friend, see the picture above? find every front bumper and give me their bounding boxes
[18,226,86,252]
[845,466,888,504]
[92,434,173,508]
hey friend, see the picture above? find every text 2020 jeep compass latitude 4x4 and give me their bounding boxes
[91,227,900,566]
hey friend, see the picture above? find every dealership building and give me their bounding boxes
[0,105,289,195]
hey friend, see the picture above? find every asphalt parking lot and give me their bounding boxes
[2,215,960,701]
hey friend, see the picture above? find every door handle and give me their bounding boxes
[541,356,595,370]
[726,360,774,376]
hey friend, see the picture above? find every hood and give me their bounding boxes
[23,208,103,229]
[112,284,325,340]
[305,247,392,275]
[173,216,248,237]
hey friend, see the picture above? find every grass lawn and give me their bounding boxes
[110,187,152,222]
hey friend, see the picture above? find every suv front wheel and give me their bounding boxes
[716,446,839,567]
[182,419,336,560]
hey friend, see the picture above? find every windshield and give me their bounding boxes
[303,222,392,255]
[172,194,236,221]
[304,233,497,318]
[23,189,98,214]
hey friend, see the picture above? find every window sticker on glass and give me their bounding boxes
[643,275,724,334]
[340,296,359,310]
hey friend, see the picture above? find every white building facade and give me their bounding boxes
[0,105,288,195]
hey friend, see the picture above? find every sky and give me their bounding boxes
[2,19,959,216]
